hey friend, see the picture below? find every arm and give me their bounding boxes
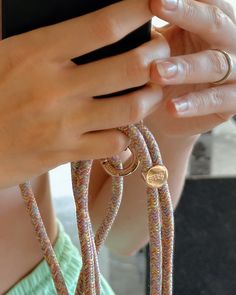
[88,117,200,257]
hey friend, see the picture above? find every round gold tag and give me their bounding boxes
[142,165,168,188]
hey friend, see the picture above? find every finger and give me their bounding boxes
[33,0,152,61]
[151,25,169,39]
[60,37,169,97]
[151,49,236,84]
[150,0,236,47]
[167,84,236,117]
[151,27,171,50]
[67,129,131,161]
[71,84,163,133]
[197,0,236,23]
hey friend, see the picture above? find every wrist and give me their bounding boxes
[155,131,200,150]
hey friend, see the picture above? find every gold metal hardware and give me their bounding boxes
[142,165,168,188]
[101,146,140,177]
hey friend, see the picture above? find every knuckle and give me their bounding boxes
[181,57,196,79]
[209,87,224,107]
[188,93,206,112]
[94,11,123,44]
[190,88,223,113]
[208,5,227,32]
[182,0,196,19]
[125,50,149,86]
[209,50,228,77]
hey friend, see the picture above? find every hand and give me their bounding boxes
[0,0,170,189]
[147,0,236,139]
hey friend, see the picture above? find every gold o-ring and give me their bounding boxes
[100,146,140,177]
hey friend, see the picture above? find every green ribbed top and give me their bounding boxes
[7,220,116,295]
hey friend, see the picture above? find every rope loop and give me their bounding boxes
[19,122,174,295]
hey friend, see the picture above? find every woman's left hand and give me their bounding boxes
[147,0,236,138]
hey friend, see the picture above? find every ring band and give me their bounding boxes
[212,49,233,85]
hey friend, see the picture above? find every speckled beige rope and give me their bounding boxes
[18,121,174,295]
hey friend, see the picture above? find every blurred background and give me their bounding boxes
[49,2,236,294]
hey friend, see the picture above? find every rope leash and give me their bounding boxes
[19,121,174,295]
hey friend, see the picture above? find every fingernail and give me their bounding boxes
[156,61,178,78]
[172,98,189,113]
[162,0,178,10]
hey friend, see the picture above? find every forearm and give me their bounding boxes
[89,120,199,256]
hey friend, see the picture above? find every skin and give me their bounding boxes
[0,0,235,293]
[0,0,168,188]
[89,0,236,256]
[0,0,170,293]
[149,0,236,137]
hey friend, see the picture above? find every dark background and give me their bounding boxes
[146,177,236,295]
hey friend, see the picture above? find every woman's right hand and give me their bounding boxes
[0,0,169,188]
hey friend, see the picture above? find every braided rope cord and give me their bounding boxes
[18,122,174,295]
[73,158,124,294]
[136,123,174,295]
[19,182,69,295]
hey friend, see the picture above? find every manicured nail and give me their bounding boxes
[172,98,189,113]
[156,61,178,78]
[162,0,178,10]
